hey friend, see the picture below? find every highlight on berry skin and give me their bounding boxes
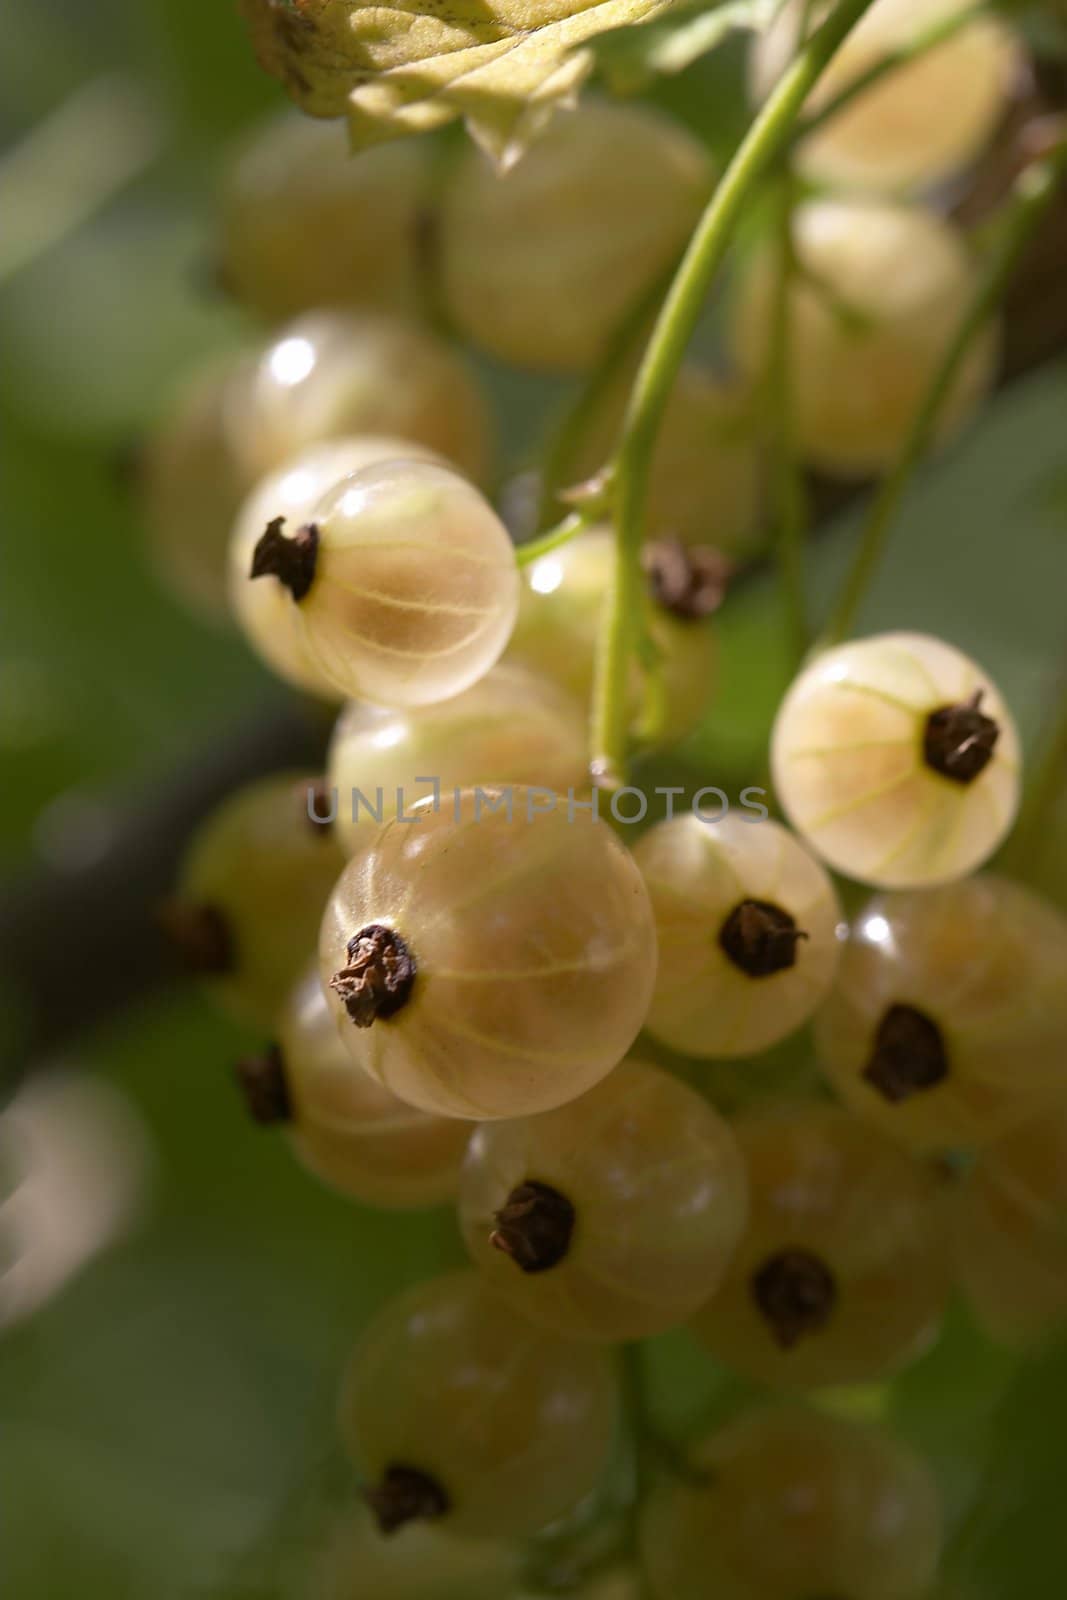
[815,876,1067,1153]
[690,1105,950,1389]
[632,813,844,1057]
[459,1058,749,1341]
[338,1271,620,1540]
[771,631,1021,889]
[317,788,658,1120]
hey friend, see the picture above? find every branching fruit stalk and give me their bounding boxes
[590,0,879,787]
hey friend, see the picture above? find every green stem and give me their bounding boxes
[767,178,811,666]
[514,509,592,567]
[823,139,1067,647]
[590,0,878,785]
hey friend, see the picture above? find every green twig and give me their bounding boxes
[823,137,1067,647]
[590,0,879,786]
[514,509,594,567]
[767,177,811,666]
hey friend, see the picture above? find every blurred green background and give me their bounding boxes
[2,3,1067,1597]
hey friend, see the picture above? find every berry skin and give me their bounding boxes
[690,1106,949,1388]
[950,1102,1067,1348]
[458,1057,749,1340]
[640,1405,943,1600]
[632,814,843,1058]
[438,100,711,374]
[228,434,445,697]
[816,876,1067,1153]
[571,364,764,558]
[238,964,473,1209]
[771,632,1020,889]
[318,789,657,1121]
[508,528,715,747]
[161,773,345,1030]
[752,0,1019,196]
[730,199,999,478]
[326,662,589,856]
[241,310,491,489]
[217,112,427,323]
[338,1270,619,1540]
[240,459,520,707]
[310,1504,520,1600]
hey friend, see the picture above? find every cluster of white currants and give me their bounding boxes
[142,5,1067,1593]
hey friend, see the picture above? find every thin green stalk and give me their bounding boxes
[823,139,1067,647]
[590,0,878,785]
[767,178,811,665]
[514,508,593,567]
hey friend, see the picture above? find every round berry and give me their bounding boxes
[161,773,345,1030]
[730,198,999,478]
[459,1057,748,1340]
[632,814,843,1058]
[438,100,711,373]
[690,1106,949,1388]
[228,434,445,697]
[815,876,1067,1152]
[317,789,657,1120]
[311,1503,519,1600]
[236,964,473,1209]
[752,0,1019,195]
[641,1405,943,1600]
[771,632,1020,888]
[326,662,589,856]
[217,113,426,323]
[238,459,519,707]
[339,1271,619,1540]
[509,528,716,747]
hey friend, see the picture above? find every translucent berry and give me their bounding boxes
[438,100,711,373]
[771,632,1020,888]
[632,814,843,1058]
[237,459,519,707]
[339,1271,619,1539]
[951,1101,1067,1348]
[228,434,445,697]
[459,1058,748,1340]
[752,0,1020,195]
[318,790,657,1120]
[815,876,1067,1152]
[690,1105,949,1388]
[326,662,588,856]
[508,528,715,747]
[161,773,345,1030]
[730,199,999,478]
[311,1504,519,1600]
[217,112,427,322]
[641,1405,943,1600]
[235,964,473,1208]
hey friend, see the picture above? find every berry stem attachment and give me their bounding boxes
[364,1464,450,1535]
[719,899,808,978]
[590,0,878,787]
[329,924,417,1026]
[250,517,319,601]
[823,135,1067,648]
[234,1045,292,1124]
[491,1181,576,1273]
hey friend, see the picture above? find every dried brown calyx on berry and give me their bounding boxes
[751,1248,838,1349]
[720,899,808,978]
[234,1044,292,1124]
[490,1181,576,1273]
[157,899,234,975]
[923,689,999,784]
[330,923,417,1026]
[643,538,731,620]
[864,1004,949,1103]
[250,516,320,601]
[364,1463,450,1535]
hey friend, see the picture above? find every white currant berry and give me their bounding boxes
[815,875,1067,1153]
[730,198,999,478]
[235,964,473,1209]
[632,814,843,1058]
[339,1271,619,1540]
[228,434,445,697]
[508,528,716,747]
[459,1057,748,1340]
[241,310,491,488]
[311,1504,520,1600]
[641,1405,943,1600]
[160,773,345,1030]
[771,632,1021,888]
[318,789,657,1120]
[752,0,1020,195]
[691,1105,950,1389]
[218,112,427,322]
[438,100,711,373]
[326,662,588,856]
[239,458,519,707]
